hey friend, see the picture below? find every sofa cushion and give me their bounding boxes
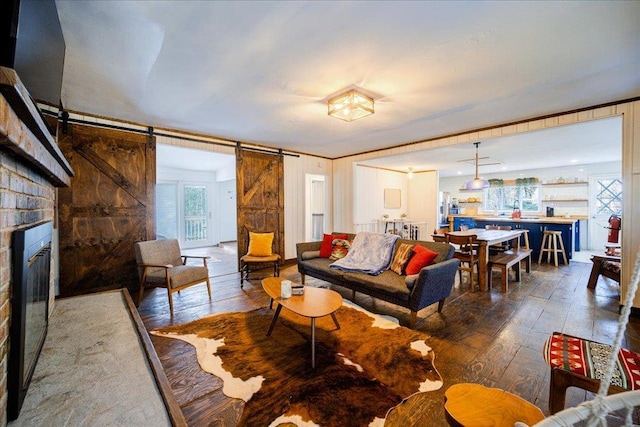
[301,250,320,260]
[390,243,415,275]
[405,244,438,275]
[341,270,410,301]
[330,239,351,260]
[320,233,348,258]
[299,257,341,277]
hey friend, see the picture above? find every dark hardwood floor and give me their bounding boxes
[137,259,639,426]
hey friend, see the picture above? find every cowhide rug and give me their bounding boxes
[151,302,442,426]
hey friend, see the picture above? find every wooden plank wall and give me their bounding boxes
[619,101,640,306]
[283,154,333,258]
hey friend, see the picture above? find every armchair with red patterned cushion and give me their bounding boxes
[587,254,621,289]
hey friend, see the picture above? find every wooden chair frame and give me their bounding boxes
[135,240,212,316]
[239,231,281,288]
[446,233,479,289]
[549,367,628,414]
[587,254,621,289]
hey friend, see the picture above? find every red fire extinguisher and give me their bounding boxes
[607,214,621,243]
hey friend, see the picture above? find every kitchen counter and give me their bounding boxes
[449,215,581,225]
[447,215,585,260]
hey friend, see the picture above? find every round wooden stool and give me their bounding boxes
[538,230,568,266]
[444,383,545,426]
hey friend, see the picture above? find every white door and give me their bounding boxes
[218,180,237,242]
[305,174,327,241]
[182,183,210,248]
[588,174,622,250]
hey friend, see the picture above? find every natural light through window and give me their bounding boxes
[483,183,540,213]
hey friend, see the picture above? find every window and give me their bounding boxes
[184,185,208,242]
[595,178,622,215]
[483,184,540,213]
[156,183,178,239]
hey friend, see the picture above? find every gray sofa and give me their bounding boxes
[296,233,460,328]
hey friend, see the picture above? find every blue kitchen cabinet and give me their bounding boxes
[468,219,576,261]
[452,217,476,231]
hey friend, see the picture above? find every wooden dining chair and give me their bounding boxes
[446,233,479,290]
[432,227,449,243]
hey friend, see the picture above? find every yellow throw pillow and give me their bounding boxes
[248,232,274,256]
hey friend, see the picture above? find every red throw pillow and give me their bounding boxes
[405,244,438,275]
[319,233,348,258]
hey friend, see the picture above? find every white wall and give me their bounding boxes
[353,165,408,224]
[217,179,237,242]
[408,170,438,232]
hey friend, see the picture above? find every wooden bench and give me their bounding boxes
[488,249,532,292]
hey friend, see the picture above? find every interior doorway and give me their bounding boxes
[156,144,238,277]
[305,174,327,241]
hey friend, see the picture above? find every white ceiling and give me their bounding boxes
[360,116,622,177]
[157,116,623,176]
[156,144,234,172]
[55,1,639,162]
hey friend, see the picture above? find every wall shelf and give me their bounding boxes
[542,181,588,186]
[542,199,588,203]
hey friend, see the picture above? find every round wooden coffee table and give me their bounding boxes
[262,277,342,368]
[444,383,545,426]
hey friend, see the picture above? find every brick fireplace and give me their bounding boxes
[0,69,72,425]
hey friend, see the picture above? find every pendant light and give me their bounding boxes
[465,142,490,190]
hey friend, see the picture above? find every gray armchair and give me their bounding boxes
[134,239,211,315]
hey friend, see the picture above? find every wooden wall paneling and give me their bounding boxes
[58,124,155,296]
[618,101,640,306]
[235,148,284,265]
[281,154,333,258]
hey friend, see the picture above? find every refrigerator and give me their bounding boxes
[438,192,450,228]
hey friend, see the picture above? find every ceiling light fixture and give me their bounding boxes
[465,142,490,190]
[407,167,414,179]
[328,89,374,122]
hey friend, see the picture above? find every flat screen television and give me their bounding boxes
[1,0,66,108]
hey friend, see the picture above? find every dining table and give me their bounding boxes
[439,228,525,291]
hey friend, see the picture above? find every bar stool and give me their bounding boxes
[520,230,531,273]
[538,230,568,266]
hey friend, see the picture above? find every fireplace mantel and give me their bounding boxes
[0,67,73,187]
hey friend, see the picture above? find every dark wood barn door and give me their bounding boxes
[236,148,284,264]
[58,124,155,296]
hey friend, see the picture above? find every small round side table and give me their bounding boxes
[444,383,545,426]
